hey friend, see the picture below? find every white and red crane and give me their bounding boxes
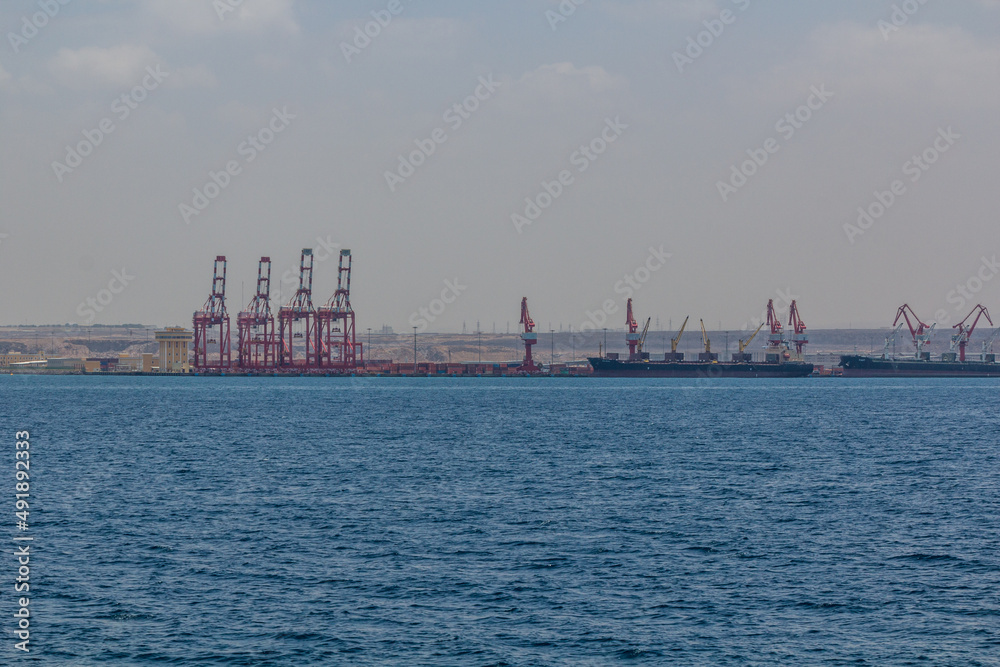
[626,298,641,360]
[788,300,808,357]
[517,297,540,372]
[894,304,935,359]
[766,299,785,354]
[951,304,992,362]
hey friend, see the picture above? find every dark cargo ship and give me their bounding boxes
[840,304,1000,377]
[588,357,814,378]
[839,355,1000,377]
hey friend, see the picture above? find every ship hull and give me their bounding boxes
[588,358,814,378]
[839,355,1000,377]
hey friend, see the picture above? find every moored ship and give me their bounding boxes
[839,355,1000,377]
[589,357,814,378]
[586,298,813,378]
[839,304,1000,377]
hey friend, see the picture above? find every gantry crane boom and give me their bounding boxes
[787,300,808,356]
[700,319,711,353]
[637,317,651,354]
[671,316,689,353]
[882,322,905,360]
[894,304,933,358]
[981,327,1000,360]
[626,298,642,359]
[517,297,540,372]
[739,322,765,353]
[952,304,992,362]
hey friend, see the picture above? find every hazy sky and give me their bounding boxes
[2,0,999,331]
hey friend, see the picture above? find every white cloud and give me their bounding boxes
[757,23,1000,111]
[602,0,720,22]
[166,65,217,89]
[518,62,626,95]
[352,17,469,61]
[49,44,159,89]
[144,0,298,35]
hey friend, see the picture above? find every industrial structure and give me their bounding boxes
[317,250,361,371]
[788,300,808,359]
[237,257,276,369]
[625,299,651,362]
[192,249,363,373]
[894,304,934,359]
[765,299,789,362]
[517,297,540,372]
[950,304,992,362]
[192,256,231,370]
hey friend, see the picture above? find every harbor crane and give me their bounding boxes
[237,257,276,370]
[517,297,540,372]
[626,298,641,360]
[881,322,905,360]
[894,304,934,359]
[667,316,689,361]
[734,322,765,361]
[740,323,765,353]
[981,326,1000,361]
[788,300,808,357]
[637,317,651,358]
[951,304,992,362]
[698,319,718,361]
[766,299,785,351]
[317,249,362,371]
[193,255,231,371]
[278,249,318,368]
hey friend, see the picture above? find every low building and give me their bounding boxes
[0,352,46,368]
[155,327,192,373]
[45,358,85,371]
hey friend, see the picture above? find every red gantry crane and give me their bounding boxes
[765,299,786,355]
[317,249,362,372]
[626,298,641,360]
[278,249,318,369]
[236,257,276,370]
[193,255,231,371]
[951,304,992,362]
[517,297,540,372]
[788,300,808,357]
[894,304,934,359]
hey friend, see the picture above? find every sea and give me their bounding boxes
[3,375,999,665]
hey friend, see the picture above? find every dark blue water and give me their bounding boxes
[3,376,999,665]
